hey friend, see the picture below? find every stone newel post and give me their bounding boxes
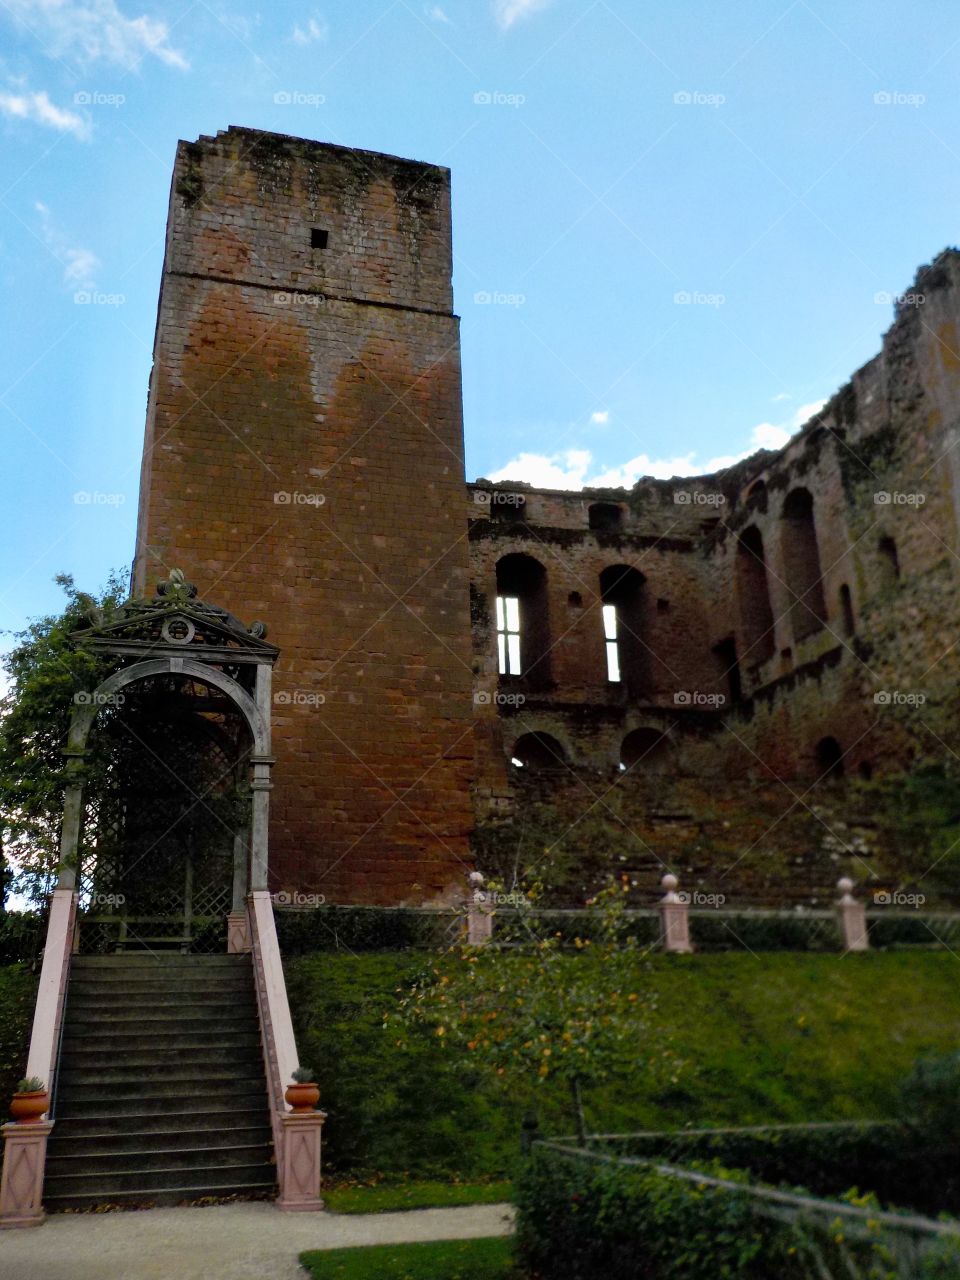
[659,873,693,953]
[0,1121,53,1228]
[466,872,494,946]
[836,877,870,951]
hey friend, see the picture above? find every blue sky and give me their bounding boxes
[2,0,960,639]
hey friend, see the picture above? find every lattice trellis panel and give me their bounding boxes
[77,676,249,954]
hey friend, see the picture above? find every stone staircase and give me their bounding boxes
[44,953,276,1210]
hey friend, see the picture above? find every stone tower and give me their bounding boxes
[134,127,474,903]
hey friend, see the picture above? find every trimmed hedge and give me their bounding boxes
[274,906,454,955]
[594,1122,958,1218]
[514,1145,960,1280]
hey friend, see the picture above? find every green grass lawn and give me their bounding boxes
[287,949,960,1180]
[299,1237,518,1279]
[324,1181,512,1214]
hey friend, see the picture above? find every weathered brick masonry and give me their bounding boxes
[134,128,474,903]
[134,127,960,905]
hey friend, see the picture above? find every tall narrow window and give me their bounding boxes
[602,603,620,682]
[599,565,648,696]
[781,487,827,642]
[495,554,551,687]
[496,595,521,675]
[839,584,855,636]
[878,536,900,589]
[736,526,775,664]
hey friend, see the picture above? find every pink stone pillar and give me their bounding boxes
[466,872,494,946]
[837,878,869,951]
[276,1112,326,1212]
[0,1121,53,1228]
[659,874,693,954]
[227,910,251,953]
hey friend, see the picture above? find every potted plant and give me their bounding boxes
[10,1077,49,1124]
[284,1066,319,1113]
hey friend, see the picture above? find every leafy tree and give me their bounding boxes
[0,573,125,906]
[388,879,677,1144]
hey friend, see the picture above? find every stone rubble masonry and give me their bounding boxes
[134,128,474,904]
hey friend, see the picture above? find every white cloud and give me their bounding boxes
[793,399,826,427]
[493,0,551,30]
[0,88,88,137]
[35,201,99,290]
[292,14,328,45]
[425,4,451,22]
[590,410,609,425]
[2,0,188,70]
[485,398,831,491]
[751,423,791,450]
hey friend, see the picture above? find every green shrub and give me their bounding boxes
[0,964,38,1104]
[0,911,44,965]
[514,1147,960,1279]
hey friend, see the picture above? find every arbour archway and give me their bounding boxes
[58,571,278,953]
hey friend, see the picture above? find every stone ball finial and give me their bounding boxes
[468,871,485,886]
[837,877,855,901]
[662,873,679,893]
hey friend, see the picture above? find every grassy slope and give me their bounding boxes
[287,950,960,1180]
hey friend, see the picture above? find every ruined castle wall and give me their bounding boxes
[471,254,960,899]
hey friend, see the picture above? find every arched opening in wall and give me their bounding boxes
[745,479,768,514]
[878,536,900,589]
[781,487,827,642]
[858,760,874,781]
[619,727,669,772]
[511,731,567,770]
[589,502,623,533]
[815,736,845,781]
[495,553,551,688]
[839,584,855,637]
[599,564,649,696]
[736,526,775,664]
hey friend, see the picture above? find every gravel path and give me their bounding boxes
[0,1201,515,1280]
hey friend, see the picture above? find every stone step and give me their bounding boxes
[60,1028,261,1053]
[43,1179,276,1211]
[58,1073,268,1101]
[67,993,257,1014]
[53,1090,269,1118]
[47,1141,273,1178]
[72,955,250,968]
[60,1045,263,1072]
[68,975,253,996]
[63,1012,258,1037]
[52,1107,272,1139]
[48,1122,272,1157]
[45,1167,277,1203]
[44,1159,277,1199]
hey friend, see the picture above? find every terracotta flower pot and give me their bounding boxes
[10,1091,49,1124]
[284,1082,319,1113]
